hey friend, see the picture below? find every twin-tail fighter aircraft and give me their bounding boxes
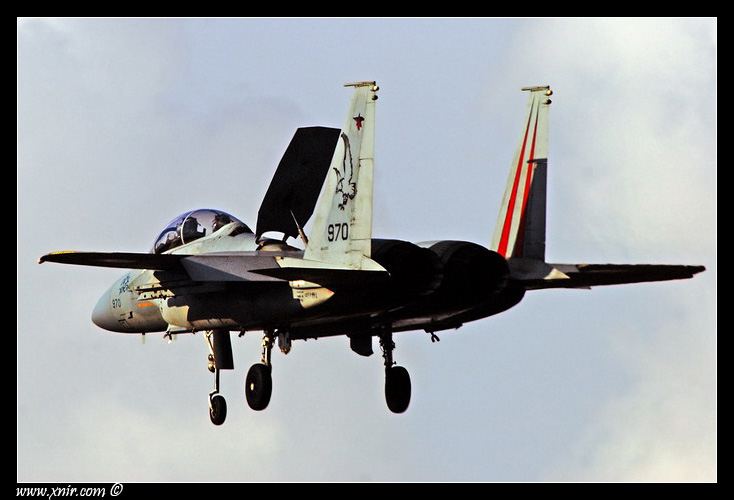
[39,82,705,425]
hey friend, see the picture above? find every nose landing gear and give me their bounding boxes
[208,371,227,426]
[204,329,276,425]
[205,329,233,426]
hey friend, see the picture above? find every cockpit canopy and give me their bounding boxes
[152,209,252,254]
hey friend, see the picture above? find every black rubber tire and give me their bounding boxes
[209,394,227,425]
[245,363,272,411]
[385,365,411,413]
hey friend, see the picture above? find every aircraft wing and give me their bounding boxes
[509,259,706,290]
[38,251,185,271]
[38,250,388,286]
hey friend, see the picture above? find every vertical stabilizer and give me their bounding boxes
[491,86,552,261]
[304,82,381,270]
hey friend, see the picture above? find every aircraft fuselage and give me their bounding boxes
[90,218,520,339]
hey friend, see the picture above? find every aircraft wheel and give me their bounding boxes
[209,394,227,425]
[385,365,411,413]
[245,363,272,411]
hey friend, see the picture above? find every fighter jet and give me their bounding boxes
[39,82,705,425]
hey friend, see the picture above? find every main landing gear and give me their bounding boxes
[244,331,274,411]
[380,331,411,413]
[204,328,411,424]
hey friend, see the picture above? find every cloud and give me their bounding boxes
[484,18,717,482]
[536,282,716,482]
[483,18,716,261]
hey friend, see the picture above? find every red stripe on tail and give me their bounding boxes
[497,104,534,257]
[511,107,540,257]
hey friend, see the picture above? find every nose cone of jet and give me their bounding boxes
[92,293,118,332]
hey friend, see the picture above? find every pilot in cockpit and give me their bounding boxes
[152,209,251,254]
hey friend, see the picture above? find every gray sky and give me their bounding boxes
[18,18,716,482]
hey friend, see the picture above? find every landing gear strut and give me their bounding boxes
[245,331,274,411]
[208,370,227,426]
[379,331,411,413]
[205,329,232,425]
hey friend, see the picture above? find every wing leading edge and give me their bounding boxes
[38,250,389,287]
[38,251,184,271]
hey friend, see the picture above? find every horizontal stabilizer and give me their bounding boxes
[513,261,706,290]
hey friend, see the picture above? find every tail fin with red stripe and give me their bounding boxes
[491,86,552,261]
